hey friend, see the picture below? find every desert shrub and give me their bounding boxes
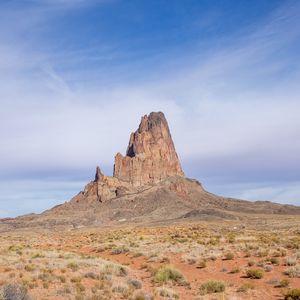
[59,286,71,294]
[272,250,281,257]
[284,266,300,278]
[237,282,255,292]
[160,257,170,264]
[24,264,35,272]
[196,259,207,269]
[210,255,217,261]
[112,283,129,296]
[8,245,24,253]
[31,253,44,259]
[256,260,265,267]
[84,272,97,279]
[279,279,290,288]
[246,269,264,279]
[111,245,129,255]
[101,262,128,277]
[57,275,66,283]
[133,252,143,258]
[285,239,300,250]
[248,260,255,267]
[270,257,279,265]
[264,265,273,272]
[207,237,219,245]
[177,237,188,243]
[70,277,82,283]
[272,247,287,256]
[280,249,288,257]
[229,267,240,274]
[256,249,269,257]
[154,265,185,284]
[186,257,196,264]
[75,282,85,293]
[26,282,36,290]
[244,251,251,258]
[224,252,234,260]
[227,233,236,243]
[155,287,178,298]
[67,262,79,272]
[134,296,145,300]
[128,278,142,289]
[1,283,32,300]
[245,243,258,251]
[38,272,51,281]
[75,294,84,300]
[42,282,49,289]
[199,280,225,294]
[286,257,297,266]
[42,268,53,275]
[134,292,153,300]
[284,289,300,300]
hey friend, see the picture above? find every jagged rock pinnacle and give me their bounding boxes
[95,166,104,182]
[113,112,184,186]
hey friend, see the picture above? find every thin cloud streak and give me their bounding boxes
[203,181,300,206]
[0,1,299,216]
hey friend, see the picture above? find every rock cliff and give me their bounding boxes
[113,112,184,186]
[72,112,185,204]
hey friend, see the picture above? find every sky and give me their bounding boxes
[0,0,300,217]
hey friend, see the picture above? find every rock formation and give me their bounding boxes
[113,112,184,186]
[94,166,104,182]
[73,112,185,204]
[2,110,300,230]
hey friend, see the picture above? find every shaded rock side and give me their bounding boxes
[113,112,184,186]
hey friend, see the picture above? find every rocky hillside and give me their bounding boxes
[1,112,300,230]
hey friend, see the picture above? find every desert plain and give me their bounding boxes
[1,113,299,300]
[0,215,300,300]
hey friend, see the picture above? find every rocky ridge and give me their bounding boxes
[1,111,300,230]
[72,112,188,204]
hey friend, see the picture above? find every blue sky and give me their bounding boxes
[0,0,300,217]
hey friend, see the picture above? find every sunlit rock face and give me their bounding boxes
[72,111,186,204]
[113,112,184,186]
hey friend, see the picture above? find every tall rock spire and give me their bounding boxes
[113,112,184,186]
[94,166,104,182]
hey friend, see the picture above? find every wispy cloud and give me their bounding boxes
[0,1,299,216]
[202,180,300,206]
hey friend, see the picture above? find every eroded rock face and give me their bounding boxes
[113,112,184,186]
[95,166,104,182]
[82,167,135,203]
[73,112,185,204]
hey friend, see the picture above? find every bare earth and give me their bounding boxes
[0,216,300,300]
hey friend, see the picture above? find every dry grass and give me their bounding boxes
[0,216,300,299]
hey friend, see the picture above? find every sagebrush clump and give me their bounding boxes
[199,280,225,294]
[246,269,264,279]
[154,265,185,285]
